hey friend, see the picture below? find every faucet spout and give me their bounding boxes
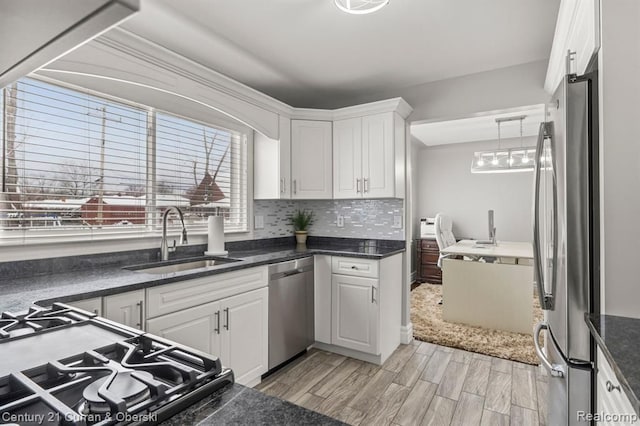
[160,206,188,261]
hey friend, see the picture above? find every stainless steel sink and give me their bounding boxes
[128,257,241,274]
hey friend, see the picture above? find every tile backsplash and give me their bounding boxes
[253,199,405,240]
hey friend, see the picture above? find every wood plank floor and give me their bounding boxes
[255,342,548,426]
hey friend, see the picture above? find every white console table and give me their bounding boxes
[440,241,534,334]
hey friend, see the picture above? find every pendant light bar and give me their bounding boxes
[471,115,535,173]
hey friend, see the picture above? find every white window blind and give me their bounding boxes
[0,78,248,244]
[155,113,247,233]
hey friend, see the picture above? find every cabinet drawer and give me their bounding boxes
[597,348,639,424]
[332,256,379,278]
[147,266,268,318]
[420,252,439,264]
[420,239,439,250]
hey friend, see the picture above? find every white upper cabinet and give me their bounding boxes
[545,0,600,92]
[254,116,292,199]
[291,120,333,199]
[333,118,363,199]
[362,113,396,198]
[334,112,402,199]
[0,0,139,88]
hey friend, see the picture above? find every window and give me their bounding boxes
[0,78,248,243]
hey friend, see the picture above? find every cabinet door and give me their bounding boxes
[253,116,291,200]
[570,0,599,76]
[291,120,333,199]
[103,290,145,330]
[333,117,362,199]
[68,297,102,316]
[146,301,222,357]
[331,274,379,354]
[362,112,395,198]
[221,287,268,385]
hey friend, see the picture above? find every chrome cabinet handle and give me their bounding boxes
[136,300,144,329]
[371,286,377,303]
[293,179,297,195]
[363,178,369,193]
[533,322,565,377]
[356,178,361,193]
[93,309,98,315]
[224,307,229,330]
[280,178,285,193]
[606,380,621,393]
[351,265,358,270]
[214,310,220,334]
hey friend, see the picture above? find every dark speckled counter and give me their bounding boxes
[586,314,640,416]
[0,237,405,313]
[161,383,344,425]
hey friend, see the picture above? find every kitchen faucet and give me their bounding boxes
[160,206,188,261]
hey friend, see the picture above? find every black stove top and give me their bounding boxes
[0,303,233,425]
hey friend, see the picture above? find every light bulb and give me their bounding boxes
[522,156,530,164]
[509,158,514,165]
[477,159,484,166]
[492,158,499,166]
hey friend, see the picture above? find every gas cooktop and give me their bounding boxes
[0,304,233,425]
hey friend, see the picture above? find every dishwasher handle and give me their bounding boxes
[270,267,312,281]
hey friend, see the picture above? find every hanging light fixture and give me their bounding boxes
[334,0,390,15]
[471,115,536,173]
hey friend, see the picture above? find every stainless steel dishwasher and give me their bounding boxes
[268,257,314,371]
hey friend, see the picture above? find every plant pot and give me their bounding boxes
[295,231,308,245]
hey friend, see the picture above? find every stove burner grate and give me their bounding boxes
[0,332,229,425]
[0,304,88,340]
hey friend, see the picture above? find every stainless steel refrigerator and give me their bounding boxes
[533,67,599,425]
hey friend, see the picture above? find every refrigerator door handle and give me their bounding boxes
[534,322,565,377]
[533,122,553,310]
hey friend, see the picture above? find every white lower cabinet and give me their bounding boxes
[220,287,268,386]
[327,254,402,363]
[147,268,269,386]
[68,297,102,316]
[597,348,639,425]
[146,300,222,356]
[331,274,379,354]
[103,290,145,331]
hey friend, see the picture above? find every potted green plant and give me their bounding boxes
[290,209,314,244]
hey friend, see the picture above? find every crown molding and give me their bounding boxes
[42,27,413,136]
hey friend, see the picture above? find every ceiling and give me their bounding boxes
[411,105,546,146]
[120,0,561,109]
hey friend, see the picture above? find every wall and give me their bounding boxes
[335,60,550,123]
[253,199,404,240]
[415,137,535,242]
[410,140,421,276]
[599,0,640,318]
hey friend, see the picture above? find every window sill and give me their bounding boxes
[0,229,253,262]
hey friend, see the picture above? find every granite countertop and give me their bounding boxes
[585,314,640,416]
[161,383,344,425]
[0,237,405,313]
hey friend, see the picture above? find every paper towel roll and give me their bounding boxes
[205,215,228,256]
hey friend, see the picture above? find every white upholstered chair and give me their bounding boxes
[434,213,456,268]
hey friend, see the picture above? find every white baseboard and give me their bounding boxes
[400,323,414,344]
[313,342,384,365]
